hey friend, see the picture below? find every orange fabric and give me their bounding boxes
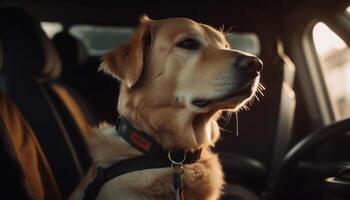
[0,94,61,200]
[51,84,92,141]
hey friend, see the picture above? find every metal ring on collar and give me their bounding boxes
[168,150,187,165]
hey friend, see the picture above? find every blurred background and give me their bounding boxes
[0,0,350,200]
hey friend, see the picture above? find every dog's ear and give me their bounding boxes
[99,16,152,88]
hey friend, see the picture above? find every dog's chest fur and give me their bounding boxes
[87,126,224,200]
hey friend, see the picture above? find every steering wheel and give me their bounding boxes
[268,117,350,200]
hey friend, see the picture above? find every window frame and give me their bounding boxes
[303,20,337,122]
[282,5,350,129]
[303,11,350,122]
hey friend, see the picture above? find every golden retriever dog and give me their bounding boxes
[70,16,262,200]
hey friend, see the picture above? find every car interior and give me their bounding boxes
[0,0,349,199]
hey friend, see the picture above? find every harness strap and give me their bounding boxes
[83,156,169,200]
[83,116,202,200]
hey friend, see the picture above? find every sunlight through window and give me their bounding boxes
[313,22,350,119]
[313,23,346,56]
[41,22,63,38]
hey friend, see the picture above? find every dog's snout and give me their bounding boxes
[235,56,263,78]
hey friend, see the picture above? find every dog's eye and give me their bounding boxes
[176,38,201,50]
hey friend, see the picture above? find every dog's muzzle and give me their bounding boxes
[192,55,262,108]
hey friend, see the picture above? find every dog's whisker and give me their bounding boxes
[235,112,239,136]
[258,90,265,96]
[243,104,251,111]
[219,114,225,120]
[222,111,232,128]
[254,94,260,101]
[222,25,234,35]
[257,85,265,94]
[225,26,234,34]
[219,115,233,133]
[227,112,232,120]
[223,111,229,121]
[225,111,234,127]
[219,126,231,133]
[219,24,225,33]
[220,112,226,121]
[256,86,265,96]
[258,83,265,90]
[257,86,262,92]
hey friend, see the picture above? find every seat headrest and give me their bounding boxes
[0,7,61,78]
[52,31,89,78]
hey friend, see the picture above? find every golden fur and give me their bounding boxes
[70,16,261,200]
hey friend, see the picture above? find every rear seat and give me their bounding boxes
[52,30,120,123]
[0,93,61,199]
[0,6,95,198]
[45,32,96,173]
[52,31,89,84]
[50,30,99,128]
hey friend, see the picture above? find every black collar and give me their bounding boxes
[83,116,202,200]
[116,116,202,164]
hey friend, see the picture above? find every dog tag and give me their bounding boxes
[173,172,184,200]
[169,150,186,200]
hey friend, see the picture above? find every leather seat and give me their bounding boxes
[0,6,94,198]
[0,93,61,200]
[0,6,97,172]
[47,32,97,173]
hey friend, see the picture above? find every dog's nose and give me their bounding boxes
[235,56,263,78]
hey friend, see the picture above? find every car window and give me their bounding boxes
[312,22,350,119]
[41,22,63,38]
[69,25,260,56]
[226,33,260,55]
[69,25,133,56]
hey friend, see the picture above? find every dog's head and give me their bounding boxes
[100,16,262,150]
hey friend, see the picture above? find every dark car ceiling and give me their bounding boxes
[1,0,349,30]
